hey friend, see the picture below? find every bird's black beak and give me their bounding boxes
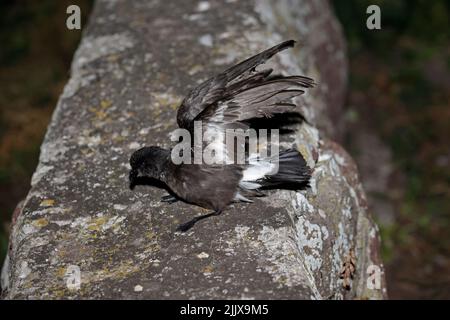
[129,169,138,190]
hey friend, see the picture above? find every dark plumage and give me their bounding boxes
[129,40,315,231]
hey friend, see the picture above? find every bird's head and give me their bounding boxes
[129,146,169,189]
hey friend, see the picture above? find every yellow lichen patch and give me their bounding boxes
[187,64,203,76]
[106,54,119,62]
[162,122,174,130]
[112,135,125,143]
[87,216,108,232]
[40,199,55,207]
[56,266,67,278]
[84,259,142,284]
[89,99,113,121]
[203,265,214,274]
[153,92,182,111]
[152,107,162,117]
[297,144,311,163]
[277,275,288,285]
[140,229,161,255]
[94,109,107,120]
[52,288,68,298]
[169,102,179,110]
[82,215,126,237]
[32,218,49,228]
[58,231,72,241]
[57,249,67,258]
[100,99,112,109]
[145,230,157,240]
[80,148,95,157]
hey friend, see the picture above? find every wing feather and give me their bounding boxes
[177,40,296,130]
[175,40,315,166]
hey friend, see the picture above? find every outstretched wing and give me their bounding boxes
[177,40,297,131]
[176,40,315,166]
[197,74,314,125]
[197,69,314,165]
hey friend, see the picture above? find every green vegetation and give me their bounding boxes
[0,0,93,276]
[332,0,449,298]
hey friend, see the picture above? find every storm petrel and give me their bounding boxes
[129,40,315,231]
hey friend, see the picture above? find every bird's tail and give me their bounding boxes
[259,148,311,189]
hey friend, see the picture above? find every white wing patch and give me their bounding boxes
[239,156,276,190]
[203,123,228,163]
[202,102,248,165]
[202,103,229,164]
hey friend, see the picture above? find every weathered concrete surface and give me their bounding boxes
[1,0,386,299]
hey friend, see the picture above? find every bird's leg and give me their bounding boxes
[176,210,222,232]
[160,194,179,204]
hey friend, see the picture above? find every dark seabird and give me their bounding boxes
[129,40,315,231]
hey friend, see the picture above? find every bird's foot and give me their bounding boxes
[176,220,197,232]
[160,194,178,204]
[176,210,221,232]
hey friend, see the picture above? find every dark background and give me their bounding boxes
[0,0,448,299]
